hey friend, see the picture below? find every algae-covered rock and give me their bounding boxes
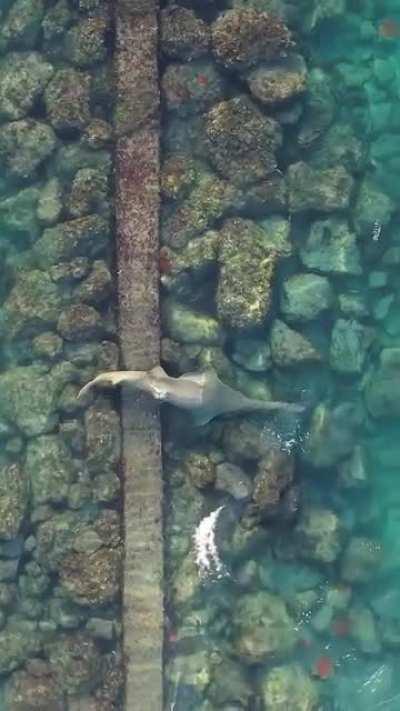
[161,61,225,116]
[251,447,294,518]
[34,215,109,267]
[270,319,321,368]
[0,120,56,180]
[160,154,198,201]
[205,95,282,186]
[217,218,277,330]
[0,187,40,239]
[258,215,292,257]
[300,218,362,275]
[85,405,121,473]
[4,665,65,711]
[60,546,121,606]
[295,506,344,563]
[232,337,272,372]
[0,364,74,436]
[261,663,319,711]
[0,52,53,121]
[161,171,238,248]
[67,168,109,218]
[339,444,369,489]
[183,451,216,489]
[341,536,382,584]
[45,68,90,133]
[247,54,307,106]
[160,5,210,60]
[233,591,297,662]
[211,9,292,70]
[281,273,334,323]
[297,68,335,147]
[163,299,224,345]
[32,332,63,361]
[288,162,354,212]
[364,348,400,418]
[0,620,43,674]
[46,633,101,695]
[303,401,361,468]
[74,259,112,305]
[37,178,63,225]
[207,657,253,708]
[25,435,74,505]
[0,0,44,51]
[57,303,102,341]
[329,318,373,374]
[42,0,73,43]
[309,122,366,173]
[353,178,395,235]
[4,270,62,338]
[0,464,28,540]
[65,15,107,68]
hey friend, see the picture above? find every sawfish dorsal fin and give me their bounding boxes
[178,370,212,386]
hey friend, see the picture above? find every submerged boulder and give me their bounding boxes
[270,319,321,367]
[0,52,53,121]
[233,591,298,662]
[281,273,334,323]
[205,95,282,186]
[211,9,292,70]
[295,506,344,563]
[0,464,28,540]
[25,435,74,506]
[217,218,278,330]
[4,270,62,338]
[0,120,56,180]
[288,162,354,212]
[261,663,319,711]
[300,218,362,275]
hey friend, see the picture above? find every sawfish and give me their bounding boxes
[78,365,305,426]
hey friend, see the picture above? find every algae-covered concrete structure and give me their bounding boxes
[114,1,163,710]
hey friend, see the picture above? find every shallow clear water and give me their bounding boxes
[160,1,400,709]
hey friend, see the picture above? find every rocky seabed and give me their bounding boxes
[160,1,400,710]
[0,0,123,708]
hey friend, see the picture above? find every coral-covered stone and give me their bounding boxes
[45,68,90,133]
[57,304,101,341]
[161,61,225,115]
[212,9,292,70]
[34,215,109,267]
[0,52,53,121]
[247,55,307,106]
[5,665,65,711]
[4,270,62,338]
[0,0,45,51]
[46,633,101,695]
[233,591,297,662]
[0,464,28,540]
[270,319,321,367]
[160,5,210,60]
[288,162,354,212]
[65,15,108,68]
[60,547,121,606]
[0,120,56,180]
[216,218,278,330]
[205,95,282,186]
[25,435,74,506]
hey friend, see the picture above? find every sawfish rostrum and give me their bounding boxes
[78,366,304,425]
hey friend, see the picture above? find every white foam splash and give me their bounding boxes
[193,506,228,580]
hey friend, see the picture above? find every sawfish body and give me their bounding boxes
[78,366,304,425]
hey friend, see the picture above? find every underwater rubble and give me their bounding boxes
[0,0,123,708]
[160,1,400,710]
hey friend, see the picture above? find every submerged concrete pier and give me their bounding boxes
[114,2,163,710]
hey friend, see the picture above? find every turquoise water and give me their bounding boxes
[0,1,122,708]
[160,1,400,709]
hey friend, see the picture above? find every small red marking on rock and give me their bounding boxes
[313,656,334,680]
